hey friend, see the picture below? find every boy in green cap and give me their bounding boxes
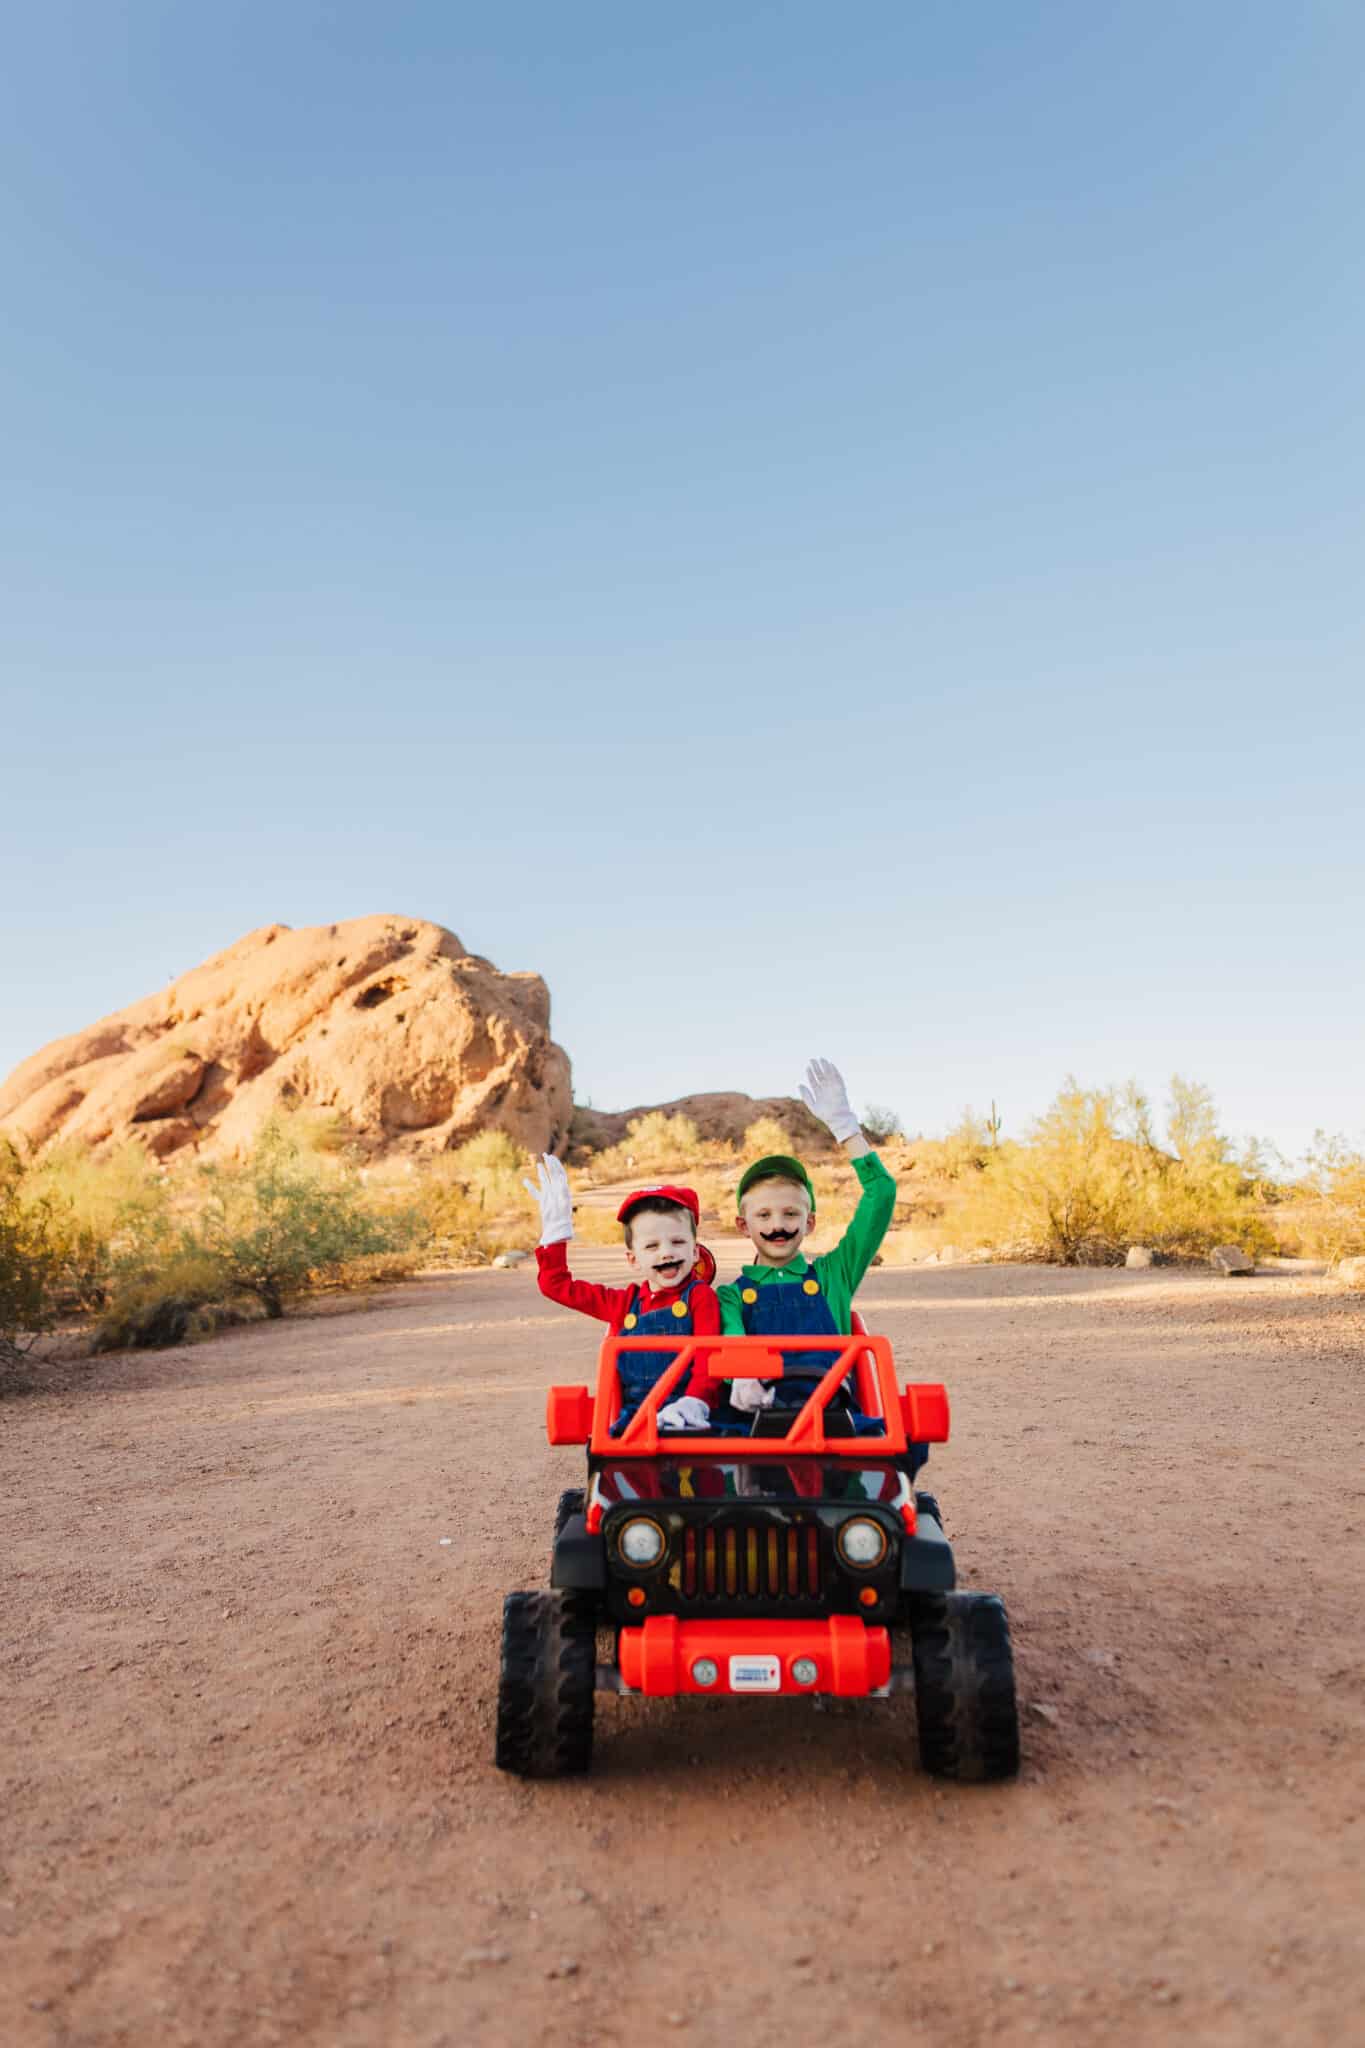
[717,1057,896,1427]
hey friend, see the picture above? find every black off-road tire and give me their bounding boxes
[554,1488,585,1541]
[495,1590,597,1778]
[914,1491,943,1528]
[909,1591,1020,1782]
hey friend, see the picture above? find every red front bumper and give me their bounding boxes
[617,1615,891,1697]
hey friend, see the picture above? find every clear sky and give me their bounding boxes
[3,2,1362,1162]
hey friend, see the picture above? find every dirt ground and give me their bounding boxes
[5,1250,1363,2048]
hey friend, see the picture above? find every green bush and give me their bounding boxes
[20,1142,171,1310]
[740,1114,793,1161]
[1291,1137,1365,1263]
[911,1111,993,1185]
[93,1249,229,1352]
[0,1142,65,1367]
[447,1129,533,1208]
[944,1078,1274,1265]
[190,1118,418,1317]
[595,1112,706,1178]
[414,1130,536,1263]
[566,1199,626,1248]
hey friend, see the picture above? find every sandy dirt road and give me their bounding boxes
[5,1253,1364,2048]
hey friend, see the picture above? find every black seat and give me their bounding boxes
[749,1407,855,1439]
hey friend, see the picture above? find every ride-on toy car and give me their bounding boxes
[495,1326,1019,1781]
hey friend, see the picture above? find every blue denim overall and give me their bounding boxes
[732,1270,909,1449]
[734,1269,849,1410]
[610,1277,701,1436]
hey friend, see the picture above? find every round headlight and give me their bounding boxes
[837,1516,888,1569]
[691,1658,718,1687]
[618,1516,665,1567]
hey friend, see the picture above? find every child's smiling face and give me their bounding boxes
[624,1208,698,1292]
[738,1178,813,1267]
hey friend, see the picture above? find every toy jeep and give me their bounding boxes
[495,1328,1019,1781]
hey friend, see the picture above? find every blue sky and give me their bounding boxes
[3,2,1362,1160]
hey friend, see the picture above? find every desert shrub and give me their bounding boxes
[740,1114,793,1160]
[943,1078,1274,1265]
[0,1142,65,1367]
[93,1249,230,1352]
[447,1130,533,1207]
[281,1107,355,1156]
[412,1177,506,1264]
[20,1142,172,1309]
[415,1131,537,1263]
[1291,1136,1365,1263]
[567,1104,613,1159]
[189,1118,419,1317]
[861,1103,903,1145]
[317,1245,427,1290]
[594,1112,705,1178]
[566,1200,626,1248]
[912,1111,994,1185]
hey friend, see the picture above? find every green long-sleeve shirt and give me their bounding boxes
[717,1150,896,1335]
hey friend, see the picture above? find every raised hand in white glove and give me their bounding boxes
[522,1153,574,1246]
[799,1056,862,1144]
[658,1395,712,1430]
[728,1377,777,1413]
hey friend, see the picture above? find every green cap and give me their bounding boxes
[736,1153,815,1213]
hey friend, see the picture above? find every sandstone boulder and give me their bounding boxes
[1210,1244,1256,1277]
[0,916,572,1164]
[1125,1246,1155,1269]
[1335,1256,1365,1288]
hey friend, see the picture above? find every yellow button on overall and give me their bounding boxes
[741,1287,758,1305]
[671,1299,688,1318]
[623,1313,638,1329]
[803,1278,820,1295]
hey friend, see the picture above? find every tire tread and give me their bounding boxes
[910,1591,1020,1782]
[495,1589,596,1777]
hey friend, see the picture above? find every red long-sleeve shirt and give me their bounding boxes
[534,1242,725,1408]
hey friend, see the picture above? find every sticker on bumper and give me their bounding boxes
[728,1654,781,1693]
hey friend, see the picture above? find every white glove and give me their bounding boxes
[522,1153,573,1246]
[799,1056,861,1144]
[659,1396,712,1430]
[728,1378,776,1413]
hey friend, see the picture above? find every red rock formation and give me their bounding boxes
[570,1090,835,1158]
[0,917,572,1162]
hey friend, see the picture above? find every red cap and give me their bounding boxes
[616,1183,700,1227]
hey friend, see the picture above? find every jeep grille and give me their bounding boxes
[678,1514,824,1604]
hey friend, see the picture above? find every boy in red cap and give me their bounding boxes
[524,1155,723,1433]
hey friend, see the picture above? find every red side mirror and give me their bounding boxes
[547,1385,594,1445]
[901,1383,950,1443]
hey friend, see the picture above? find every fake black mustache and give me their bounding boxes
[759,1228,799,1243]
